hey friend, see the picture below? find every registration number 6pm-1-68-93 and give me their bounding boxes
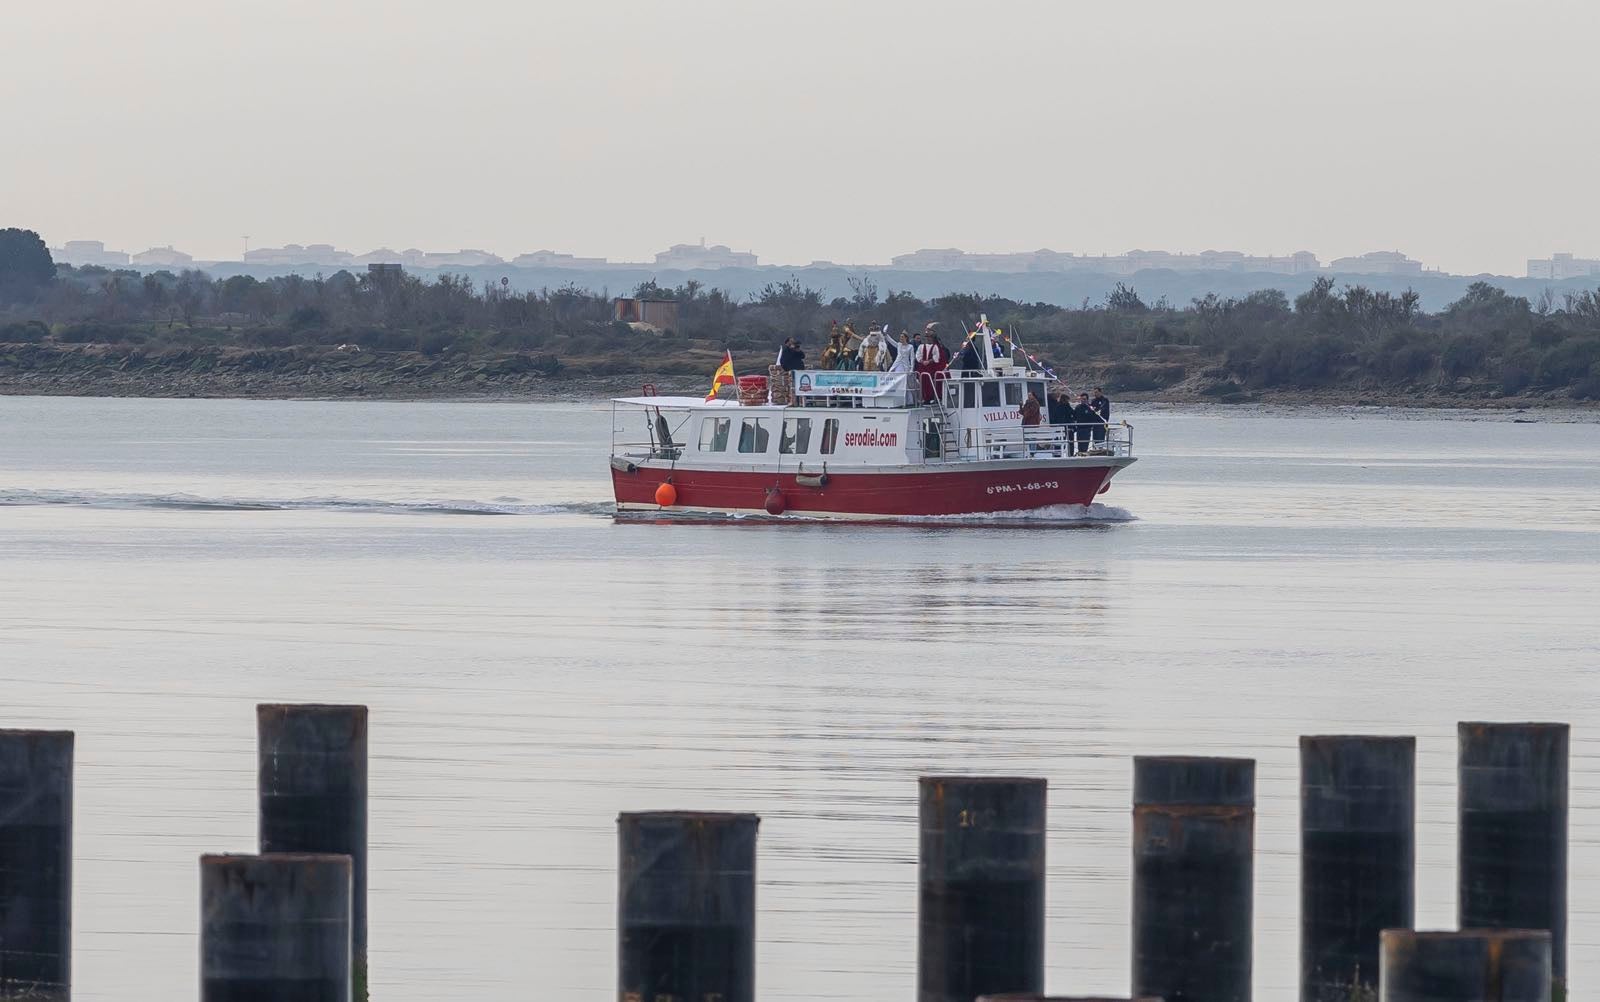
[986,481,1059,495]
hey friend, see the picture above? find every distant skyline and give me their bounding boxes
[8,1,1600,276]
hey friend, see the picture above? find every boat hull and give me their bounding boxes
[612,457,1134,519]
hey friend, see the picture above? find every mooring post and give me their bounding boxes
[1301,735,1415,1002]
[256,704,368,998]
[1378,929,1550,1002]
[0,730,72,1002]
[200,853,352,1002]
[917,775,1047,1002]
[617,811,759,1002]
[1132,756,1254,1002]
[1458,721,1568,987]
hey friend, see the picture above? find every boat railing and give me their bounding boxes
[966,422,1133,461]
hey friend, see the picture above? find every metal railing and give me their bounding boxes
[961,422,1133,461]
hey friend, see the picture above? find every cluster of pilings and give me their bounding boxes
[621,723,1570,1002]
[0,706,369,1002]
[0,718,1571,1001]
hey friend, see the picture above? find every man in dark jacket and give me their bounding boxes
[953,338,983,374]
[1071,392,1101,454]
[1090,387,1110,442]
[1047,386,1073,451]
[777,337,806,371]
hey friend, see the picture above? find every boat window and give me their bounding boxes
[1028,381,1047,405]
[737,418,770,453]
[699,417,730,452]
[922,417,942,459]
[981,381,1000,407]
[820,418,840,455]
[962,383,977,408]
[780,417,812,455]
[1004,382,1023,406]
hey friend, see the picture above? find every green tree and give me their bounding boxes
[0,228,56,302]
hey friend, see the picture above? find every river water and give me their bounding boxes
[1,395,1596,1000]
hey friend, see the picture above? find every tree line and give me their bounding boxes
[3,227,1599,398]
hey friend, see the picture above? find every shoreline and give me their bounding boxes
[2,373,1596,419]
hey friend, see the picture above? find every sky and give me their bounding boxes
[4,0,1597,276]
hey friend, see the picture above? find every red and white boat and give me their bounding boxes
[609,323,1135,520]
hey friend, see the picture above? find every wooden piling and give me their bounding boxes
[617,811,758,1002]
[1379,929,1550,1002]
[1301,735,1415,1002]
[0,730,72,1002]
[918,776,1048,1002]
[1457,722,1568,985]
[200,853,352,1002]
[256,704,368,998]
[1132,756,1255,1002]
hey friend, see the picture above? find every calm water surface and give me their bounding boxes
[1,396,1597,1000]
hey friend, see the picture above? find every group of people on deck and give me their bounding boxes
[1037,386,1112,454]
[778,321,1020,402]
[775,322,1112,452]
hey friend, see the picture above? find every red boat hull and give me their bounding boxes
[612,459,1132,519]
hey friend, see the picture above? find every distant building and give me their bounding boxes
[653,241,758,269]
[367,263,404,281]
[130,245,194,267]
[512,250,608,269]
[243,243,355,267]
[613,297,679,329]
[1328,251,1424,276]
[421,249,505,267]
[889,247,1320,275]
[1527,253,1600,280]
[54,240,131,267]
[890,248,971,270]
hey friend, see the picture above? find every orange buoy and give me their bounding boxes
[654,482,677,507]
[764,488,787,516]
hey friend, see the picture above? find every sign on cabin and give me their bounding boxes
[794,371,910,399]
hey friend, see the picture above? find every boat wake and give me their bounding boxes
[0,488,616,518]
[914,502,1136,525]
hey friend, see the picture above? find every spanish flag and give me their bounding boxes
[705,350,735,401]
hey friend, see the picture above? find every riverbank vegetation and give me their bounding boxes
[2,227,1598,402]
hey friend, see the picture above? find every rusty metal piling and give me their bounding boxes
[200,853,352,1002]
[256,703,368,997]
[918,776,1048,1002]
[617,811,759,1002]
[1378,929,1550,1002]
[0,730,72,1002]
[1132,756,1255,1002]
[1301,735,1416,1002]
[1457,722,1568,986]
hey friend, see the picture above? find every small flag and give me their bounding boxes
[705,350,736,401]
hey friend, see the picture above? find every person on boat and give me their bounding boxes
[1048,384,1073,424]
[1021,390,1042,426]
[1072,392,1101,454]
[916,326,950,401]
[1090,386,1111,442]
[886,330,914,374]
[953,337,983,375]
[1047,386,1074,452]
[776,337,806,371]
[860,326,887,372]
[819,322,845,369]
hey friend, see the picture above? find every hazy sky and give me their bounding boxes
[6,0,1597,275]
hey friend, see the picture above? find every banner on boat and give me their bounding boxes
[793,370,909,398]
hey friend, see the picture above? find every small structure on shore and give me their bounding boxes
[612,296,679,331]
